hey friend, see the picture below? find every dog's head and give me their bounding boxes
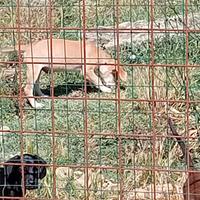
[99,64,127,88]
[4,154,47,190]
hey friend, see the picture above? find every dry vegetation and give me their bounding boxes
[0,0,200,199]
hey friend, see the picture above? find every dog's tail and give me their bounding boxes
[168,117,193,168]
[117,66,127,82]
[0,44,27,54]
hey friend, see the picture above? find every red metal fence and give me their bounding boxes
[0,0,200,199]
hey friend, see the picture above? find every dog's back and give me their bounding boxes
[24,39,114,67]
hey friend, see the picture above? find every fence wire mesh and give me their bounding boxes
[0,0,200,199]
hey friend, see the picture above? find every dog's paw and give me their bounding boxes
[100,86,112,93]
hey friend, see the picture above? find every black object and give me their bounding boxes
[0,154,47,200]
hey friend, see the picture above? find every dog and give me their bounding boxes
[0,154,47,199]
[168,118,200,200]
[2,39,127,108]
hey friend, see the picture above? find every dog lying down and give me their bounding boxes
[0,154,47,200]
[4,39,127,108]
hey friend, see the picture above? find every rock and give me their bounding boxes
[85,13,200,49]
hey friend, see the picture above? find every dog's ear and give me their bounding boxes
[33,155,47,179]
[4,155,21,177]
[4,165,14,179]
[39,166,46,179]
[114,66,127,82]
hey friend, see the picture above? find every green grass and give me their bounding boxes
[1,33,200,198]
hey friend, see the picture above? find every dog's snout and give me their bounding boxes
[25,177,39,190]
[26,175,34,184]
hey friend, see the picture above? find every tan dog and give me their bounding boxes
[5,39,127,108]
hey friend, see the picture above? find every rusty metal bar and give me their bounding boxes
[16,0,26,199]
[81,0,89,198]
[48,0,57,199]
[149,0,156,199]
[185,0,190,199]
[1,27,200,33]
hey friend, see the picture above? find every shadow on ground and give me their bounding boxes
[40,82,99,97]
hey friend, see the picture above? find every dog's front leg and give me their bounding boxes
[34,70,48,97]
[34,82,46,97]
[86,69,112,93]
[24,64,44,108]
